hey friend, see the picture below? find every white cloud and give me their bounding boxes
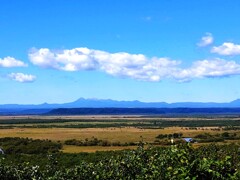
[29,47,180,82]
[174,59,240,82]
[29,48,98,71]
[29,47,240,82]
[0,57,27,67]
[197,33,214,47]
[8,73,36,83]
[211,42,240,55]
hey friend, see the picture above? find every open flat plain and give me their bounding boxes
[0,115,240,152]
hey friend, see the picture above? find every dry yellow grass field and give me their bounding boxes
[0,126,232,142]
[0,127,171,142]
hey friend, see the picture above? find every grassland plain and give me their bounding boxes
[0,115,240,152]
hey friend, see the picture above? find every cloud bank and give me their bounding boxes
[8,73,36,83]
[2,33,239,83]
[0,57,27,67]
[29,47,240,82]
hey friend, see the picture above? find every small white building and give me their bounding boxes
[183,138,194,143]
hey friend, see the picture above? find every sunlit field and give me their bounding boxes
[0,115,240,152]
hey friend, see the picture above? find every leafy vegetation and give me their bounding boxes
[0,137,62,154]
[65,137,139,147]
[0,143,239,179]
[194,132,240,143]
[156,133,183,139]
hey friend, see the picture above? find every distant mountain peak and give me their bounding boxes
[75,97,86,101]
[41,102,49,105]
[231,99,240,103]
[74,97,114,102]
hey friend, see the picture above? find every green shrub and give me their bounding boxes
[0,137,62,154]
[1,143,239,179]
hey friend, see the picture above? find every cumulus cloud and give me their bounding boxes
[29,48,98,71]
[211,42,240,55]
[8,73,36,83]
[0,57,27,67]
[29,47,181,82]
[197,33,214,47]
[29,47,240,82]
[175,59,240,82]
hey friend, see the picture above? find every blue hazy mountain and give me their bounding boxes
[1,98,240,115]
[1,98,240,109]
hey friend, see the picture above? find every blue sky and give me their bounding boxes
[1,0,240,104]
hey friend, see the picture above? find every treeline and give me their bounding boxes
[223,126,240,130]
[0,137,62,154]
[194,132,240,143]
[47,107,240,115]
[156,133,183,139]
[154,132,240,144]
[1,117,240,129]
[65,137,139,147]
[0,144,239,179]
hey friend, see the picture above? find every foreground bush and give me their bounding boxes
[0,143,239,179]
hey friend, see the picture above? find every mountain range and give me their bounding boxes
[1,98,240,109]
